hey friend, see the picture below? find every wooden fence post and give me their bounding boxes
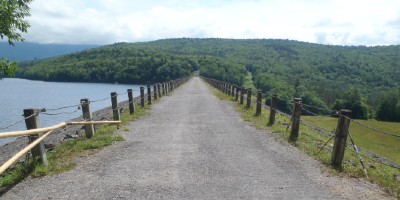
[23,109,48,165]
[147,85,152,105]
[256,90,262,116]
[140,87,145,107]
[268,94,278,126]
[246,88,252,109]
[127,89,135,114]
[153,85,158,100]
[331,110,352,168]
[80,98,95,138]
[111,92,120,121]
[165,83,169,94]
[235,87,239,102]
[158,84,162,98]
[289,98,302,142]
[240,87,244,105]
[163,83,166,95]
[223,83,226,94]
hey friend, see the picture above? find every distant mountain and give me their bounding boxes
[0,42,99,61]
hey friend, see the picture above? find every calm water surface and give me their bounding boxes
[0,78,143,146]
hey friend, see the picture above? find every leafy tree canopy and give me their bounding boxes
[0,0,32,78]
[18,38,400,120]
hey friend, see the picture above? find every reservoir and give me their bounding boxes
[0,78,143,146]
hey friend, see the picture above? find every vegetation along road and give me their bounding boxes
[3,77,393,199]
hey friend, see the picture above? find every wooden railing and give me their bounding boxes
[0,77,190,175]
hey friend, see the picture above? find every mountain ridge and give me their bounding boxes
[17,38,400,120]
[0,42,99,61]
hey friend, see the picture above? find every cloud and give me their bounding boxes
[21,0,400,45]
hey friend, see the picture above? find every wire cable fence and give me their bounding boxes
[0,80,184,133]
[0,78,190,177]
[0,113,38,131]
[204,77,400,172]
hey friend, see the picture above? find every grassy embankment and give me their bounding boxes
[210,84,400,199]
[302,116,400,164]
[0,101,152,194]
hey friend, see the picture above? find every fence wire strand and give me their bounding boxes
[206,77,400,171]
[340,114,400,138]
[42,107,81,116]
[0,113,38,131]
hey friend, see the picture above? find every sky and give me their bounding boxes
[21,0,400,46]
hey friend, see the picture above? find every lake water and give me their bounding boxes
[0,78,143,146]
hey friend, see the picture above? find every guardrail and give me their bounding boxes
[0,77,190,176]
[202,77,400,178]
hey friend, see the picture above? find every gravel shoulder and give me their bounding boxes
[2,77,394,199]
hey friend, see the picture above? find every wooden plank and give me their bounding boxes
[0,122,67,138]
[0,121,121,138]
[0,130,53,175]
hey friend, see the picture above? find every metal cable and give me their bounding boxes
[46,103,82,111]
[340,114,400,138]
[41,107,81,116]
[90,96,111,103]
[301,107,336,117]
[345,145,400,170]
[313,135,335,156]
[0,113,37,131]
[302,103,338,115]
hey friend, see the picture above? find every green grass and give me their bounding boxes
[31,125,126,177]
[31,103,151,177]
[0,161,35,193]
[302,116,400,165]
[0,102,152,194]
[208,84,400,199]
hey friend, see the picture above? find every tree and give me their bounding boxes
[0,0,33,78]
[332,89,371,119]
[376,91,400,122]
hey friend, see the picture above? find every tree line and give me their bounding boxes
[18,38,400,121]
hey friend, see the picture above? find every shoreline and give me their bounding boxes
[0,96,139,165]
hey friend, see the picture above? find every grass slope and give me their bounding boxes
[302,116,400,164]
[208,82,400,199]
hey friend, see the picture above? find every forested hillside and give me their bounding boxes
[18,38,400,121]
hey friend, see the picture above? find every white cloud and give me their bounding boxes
[21,0,400,45]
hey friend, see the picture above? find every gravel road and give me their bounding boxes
[2,77,393,199]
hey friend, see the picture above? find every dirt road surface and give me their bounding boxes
[3,77,393,199]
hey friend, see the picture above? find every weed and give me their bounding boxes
[0,162,34,193]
